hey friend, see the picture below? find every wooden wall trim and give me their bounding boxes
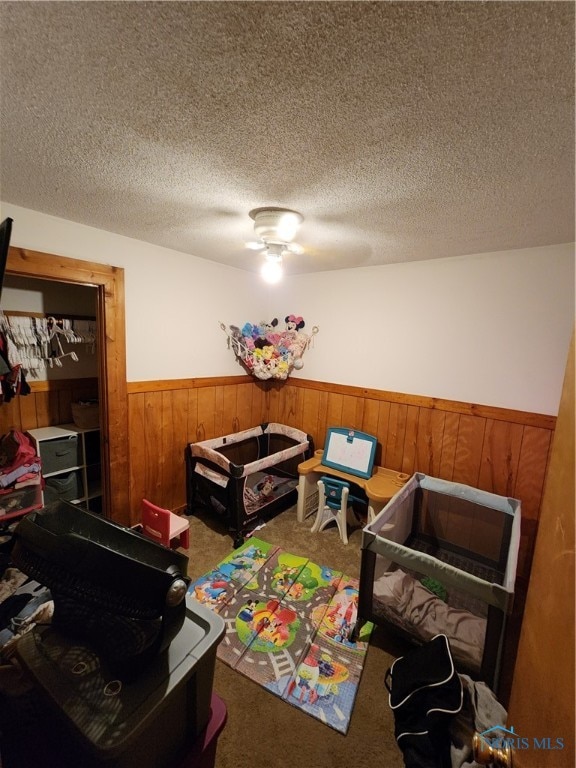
[127,375,556,430]
[127,376,248,394]
[26,378,98,393]
[7,247,123,286]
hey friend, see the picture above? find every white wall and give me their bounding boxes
[0,202,271,381]
[2,202,574,414]
[276,244,575,414]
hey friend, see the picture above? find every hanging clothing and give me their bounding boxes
[0,329,30,402]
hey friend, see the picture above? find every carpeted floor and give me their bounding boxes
[183,505,406,768]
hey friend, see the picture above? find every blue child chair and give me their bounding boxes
[311,476,366,545]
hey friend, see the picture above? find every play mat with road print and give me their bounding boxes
[188,537,373,733]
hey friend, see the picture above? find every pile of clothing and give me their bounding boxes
[0,430,42,520]
[0,319,31,403]
[0,545,52,656]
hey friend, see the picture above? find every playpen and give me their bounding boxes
[186,423,313,546]
[354,473,521,692]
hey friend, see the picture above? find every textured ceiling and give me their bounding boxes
[0,1,574,275]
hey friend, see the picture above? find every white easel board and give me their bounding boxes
[321,428,378,480]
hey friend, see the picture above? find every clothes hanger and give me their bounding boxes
[46,317,79,365]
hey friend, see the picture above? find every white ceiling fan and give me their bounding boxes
[246,207,305,282]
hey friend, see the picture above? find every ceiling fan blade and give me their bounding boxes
[285,242,304,255]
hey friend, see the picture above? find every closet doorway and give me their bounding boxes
[5,246,130,524]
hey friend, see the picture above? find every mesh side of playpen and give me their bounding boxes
[265,433,310,475]
[191,423,311,475]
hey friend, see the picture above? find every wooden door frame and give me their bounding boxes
[6,246,130,525]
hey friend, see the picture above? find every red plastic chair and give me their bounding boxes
[141,498,190,549]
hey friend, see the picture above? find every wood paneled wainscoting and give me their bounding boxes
[0,378,99,434]
[126,376,554,591]
[1,374,555,591]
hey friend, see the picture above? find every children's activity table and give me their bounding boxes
[296,428,409,528]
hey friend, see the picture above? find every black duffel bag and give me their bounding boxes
[385,633,463,768]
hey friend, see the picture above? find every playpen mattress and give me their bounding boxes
[372,568,487,671]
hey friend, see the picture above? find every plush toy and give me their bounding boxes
[421,577,447,601]
[255,475,276,499]
[285,315,305,332]
[228,325,244,358]
[277,333,294,351]
[254,318,279,349]
[260,345,276,363]
[281,316,307,359]
[266,322,281,346]
[252,354,272,379]
[277,359,290,377]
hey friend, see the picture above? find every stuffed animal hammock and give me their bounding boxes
[221,315,318,381]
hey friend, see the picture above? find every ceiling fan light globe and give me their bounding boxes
[261,259,283,283]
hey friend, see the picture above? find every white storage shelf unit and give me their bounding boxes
[29,425,102,513]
